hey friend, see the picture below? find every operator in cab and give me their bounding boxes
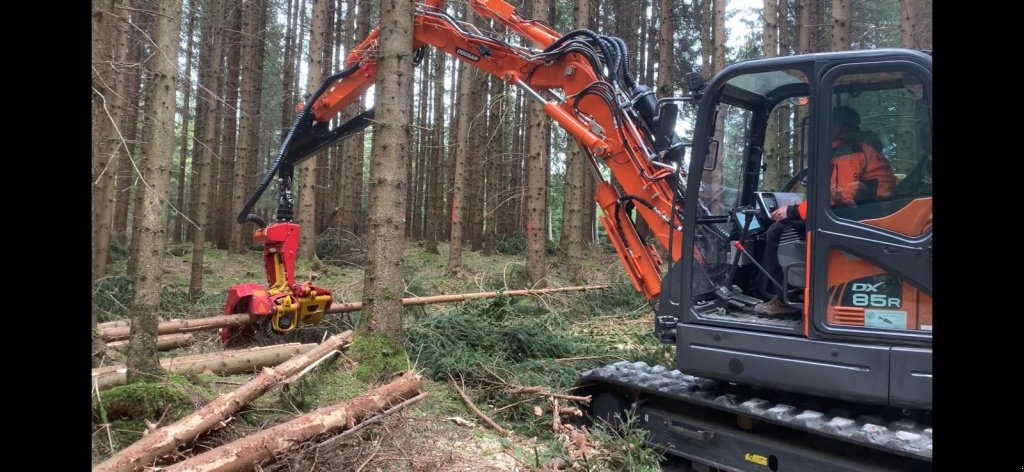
[754,105,897,317]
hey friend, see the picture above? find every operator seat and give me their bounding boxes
[776,225,806,294]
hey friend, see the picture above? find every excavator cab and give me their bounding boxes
[656,49,932,409]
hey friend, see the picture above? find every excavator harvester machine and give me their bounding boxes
[223,0,932,468]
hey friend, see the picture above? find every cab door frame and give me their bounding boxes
[807,57,932,345]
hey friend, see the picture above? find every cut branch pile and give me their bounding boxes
[164,371,422,472]
[94,331,354,472]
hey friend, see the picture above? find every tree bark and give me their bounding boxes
[761,0,781,191]
[448,14,476,270]
[657,0,674,95]
[106,333,194,353]
[163,372,421,472]
[93,0,130,282]
[172,0,196,244]
[900,0,931,50]
[230,0,269,254]
[526,0,551,287]
[339,0,370,236]
[701,0,726,213]
[189,0,226,298]
[296,0,331,260]
[215,1,243,250]
[359,0,414,345]
[94,332,353,472]
[112,26,142,246]
[93,343,315,393]
[281,0,298,140]
[831,0,851,51]
[797,0,812,54]
[124,0,182,384]
[424,48,446,254]
[315,0,336,233]
[559,0,592,282]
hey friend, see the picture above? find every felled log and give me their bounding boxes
[94,331,354,472]
[164,371,422,472]
[105,333,194,352]
[99,285,610,341]
[91,343,314,391]
[100,315,251,341]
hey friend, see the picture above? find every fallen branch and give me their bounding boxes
[315,391,429,449]
[94,332,353,472]
[507,386,592,404]
[106,333,194,352]
[91,343,315,392]
[449,374,510,437]
[163,371,422,472]
[100,285,611,340]
[559,407,583,417]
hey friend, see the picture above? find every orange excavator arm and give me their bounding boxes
[242,0,690,301]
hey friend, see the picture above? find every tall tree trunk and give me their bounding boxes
[315,0,336,233]
[831,0,851,51]
[171,0,196,244]
[778,0,790,55]
[330,0,350,230]
[126,0,183,384]
[281,0,298,140]
[448,42,473,270]
[231,0,269,254]
[127,7,156,273]
[645,0,657,85]
[340,0,370,235]
[526,0,551,287]
[761,0,781,191]
[445,60,458,242]
[410,49,430,238]
[424,49,445,254]
[296,0,331,260]
[657,0,673,95]
[558,0,592,282]
[701,0,726,213]
[189,0,226,298]
[797,0,812,54]
[358,0,414,358]
[700,0,713,81]
[112,27,142,247]
[483,33,504,256]
[808,0,822,53]
[92,0,130,283]
[216,1,243,250]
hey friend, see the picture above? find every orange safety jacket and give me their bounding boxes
[786,137,896,221]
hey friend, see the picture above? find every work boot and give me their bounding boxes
[753,297,800,318]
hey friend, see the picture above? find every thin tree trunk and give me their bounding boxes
[339,0,370,235]
[172,0,196,244]
[410,49,430,238]
[424,48,445,254]
[230,0,269,254]
[93,332,353,472]
[315,0,335,233]
[189,1,226,298]
[125,0,182,384]
[701,0,726,213]
[526,0,551,287]
[831,0,851,51]
[112,38,141,247]
[559,0,592,281]
[448,19,475,270]
[296,0,330,260]
[216,1,243,250]
[700,0,713,81]
[281,0,298,140]
[483,42,504,256]
[359,0,414,346]
[761,0,781,191]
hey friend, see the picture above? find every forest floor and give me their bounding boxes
[91,238,675,471]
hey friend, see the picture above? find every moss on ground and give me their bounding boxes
[350,332,410,382]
